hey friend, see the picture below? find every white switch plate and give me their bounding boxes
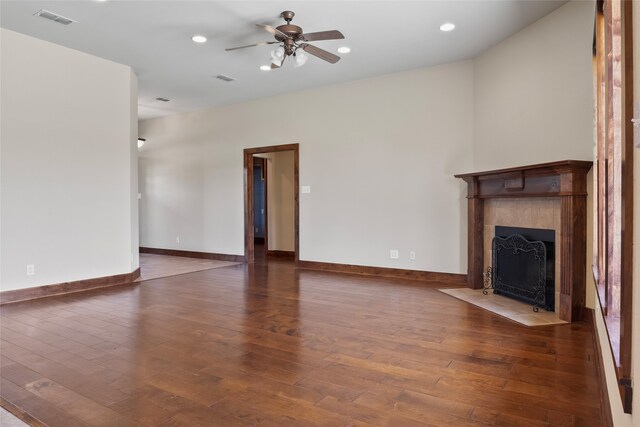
[409,251,416,260]
[176,236,180,244]
[138,193,142,200]
[390,250,399,259]
[26,264,35,276]
[301,186,311,194]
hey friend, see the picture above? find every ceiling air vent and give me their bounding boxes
[216,75,236,82]
[34,9,76,26]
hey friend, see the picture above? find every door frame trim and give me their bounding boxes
[244,143,299,263]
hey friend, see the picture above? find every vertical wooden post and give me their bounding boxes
[466,178,484,289]
[560,194,587,322]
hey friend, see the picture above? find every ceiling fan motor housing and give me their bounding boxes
[275,24,303,42]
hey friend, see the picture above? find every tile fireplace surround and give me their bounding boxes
[455,160,593,322]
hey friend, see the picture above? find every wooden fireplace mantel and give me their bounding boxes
[455,160,593,322]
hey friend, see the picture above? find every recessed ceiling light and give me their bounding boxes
[260,65,271,71]
[440,23,455,32]
[337,46,351,54]
[191,35,207,43]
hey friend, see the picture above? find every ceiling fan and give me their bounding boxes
[225,11,345,68]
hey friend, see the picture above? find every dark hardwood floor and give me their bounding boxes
[0,260,603,426]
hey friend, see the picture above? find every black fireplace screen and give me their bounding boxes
[492,233,554,311]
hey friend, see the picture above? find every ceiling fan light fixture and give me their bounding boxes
[337,46,351,54]
[294,49,308,68]
[191,35,207,43]
[271,46,284,60]
[271,46,285,66]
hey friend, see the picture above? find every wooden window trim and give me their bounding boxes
[593,0,634,413]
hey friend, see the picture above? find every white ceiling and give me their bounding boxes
[1,1,568,120]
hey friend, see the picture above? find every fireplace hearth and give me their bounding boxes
[490,226,555,312]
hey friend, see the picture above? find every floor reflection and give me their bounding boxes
[241,258,301,376]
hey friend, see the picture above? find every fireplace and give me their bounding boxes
[491,226,555,312]
[455,160,592,322]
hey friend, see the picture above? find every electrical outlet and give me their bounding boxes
[390,250,399,259]
[176,236,180,244]
[26,264,35,276]
[410,251,416,260]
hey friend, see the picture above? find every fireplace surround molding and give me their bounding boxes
[455,160,593,322]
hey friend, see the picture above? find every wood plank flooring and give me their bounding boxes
[0,260,603,426]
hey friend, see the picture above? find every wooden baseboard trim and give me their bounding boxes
[1,398,47,427]
[0,267,141,305]
[267,250,295,259]
[297,260,466,285]
[585,307,614,427]
[139,247,245,263]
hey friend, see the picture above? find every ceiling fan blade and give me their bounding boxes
[300,30,345,42]
[225,41,278,51]
[256,23,289,39]
[300,43,341,64]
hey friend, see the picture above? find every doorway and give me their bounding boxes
[252,157,267,261]
[244,144,299,263]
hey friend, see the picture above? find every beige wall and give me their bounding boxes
[139,60,475,273]
[265,151,295,252]
[0,29,138,291]
[473,0,595,170]
[130,70,140,270]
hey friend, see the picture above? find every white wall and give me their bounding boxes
[473,0,595,170]
[139,60,475,273]
[0,29,138,291]
[130,71,140,271]
[265,151,295,252]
